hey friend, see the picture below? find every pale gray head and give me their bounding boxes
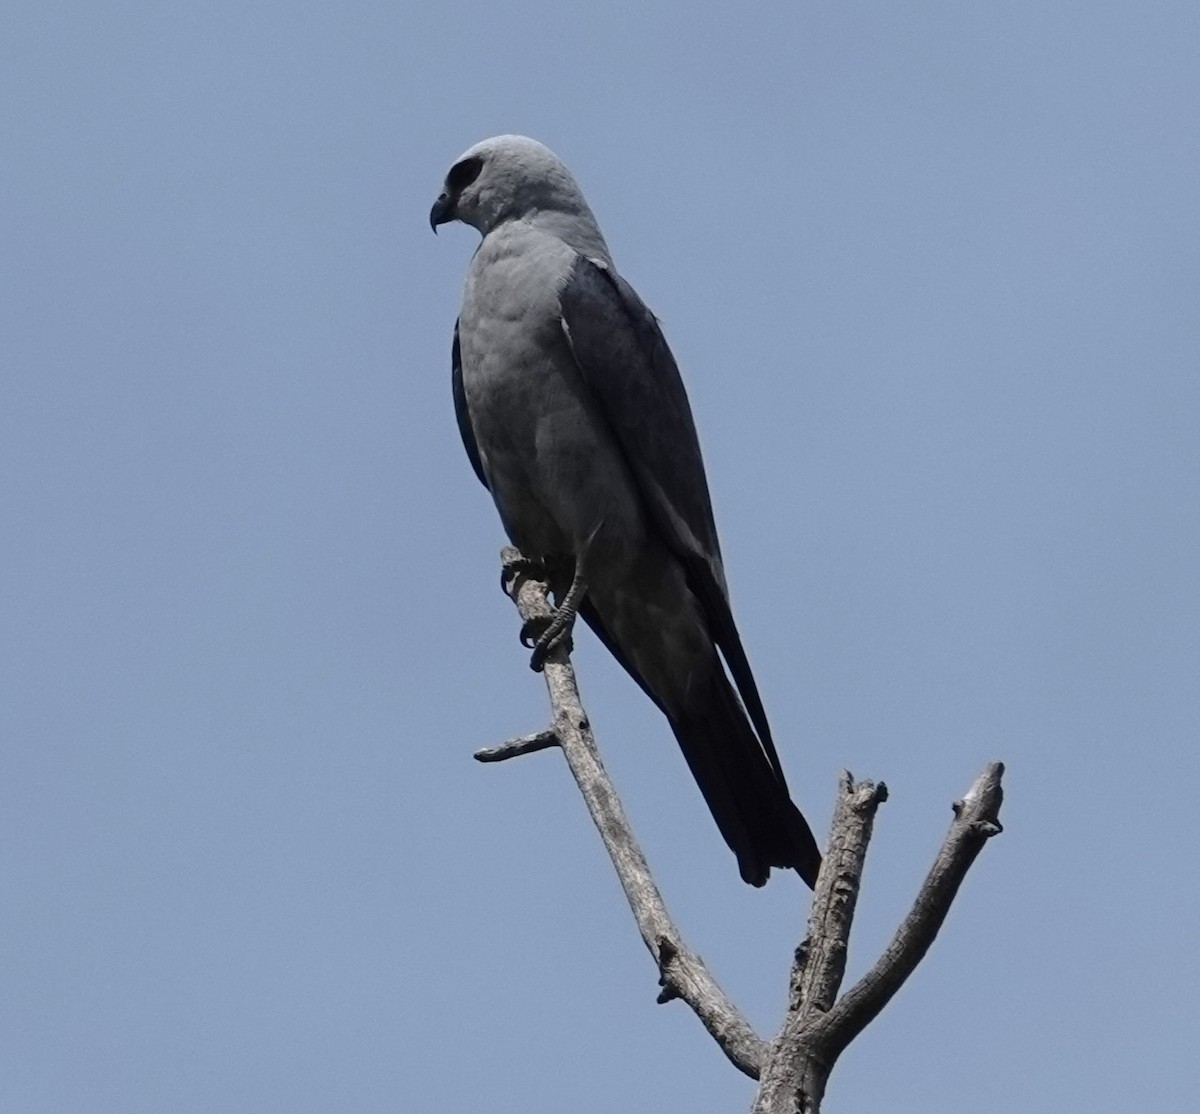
[429,135,610,260]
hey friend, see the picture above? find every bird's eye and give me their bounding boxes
[447,156,484,192]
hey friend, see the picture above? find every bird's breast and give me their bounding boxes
[457,232,646,568]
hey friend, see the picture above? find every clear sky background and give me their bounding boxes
[2,2,1197,1111]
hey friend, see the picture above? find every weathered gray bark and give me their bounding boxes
[750,762,1003,1112]
[479,548,766,1075]
[477,548,1005,1111]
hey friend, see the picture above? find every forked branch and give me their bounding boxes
[475,548,1005,1111]
[751,763,1004,1113]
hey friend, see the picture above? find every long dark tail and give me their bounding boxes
[669,664,822,888]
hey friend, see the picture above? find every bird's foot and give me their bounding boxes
[527,615,575,672]
[500,550,547,597]
[499,547,586,672]
[519,614,552,649]
[526,566,588,672]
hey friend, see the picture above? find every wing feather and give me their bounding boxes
[558,257,789,787]
[451,320,487,488]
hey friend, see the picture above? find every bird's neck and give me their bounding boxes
[519,208,613,267]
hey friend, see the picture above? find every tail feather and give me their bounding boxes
[669,665,822,888]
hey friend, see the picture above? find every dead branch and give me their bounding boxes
[475,546,767,1077]
[752,763,1004,1112]
[475,547,1005,1111]
[817,762,1004,1057]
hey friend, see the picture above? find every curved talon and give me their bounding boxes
[520,616,551,649]
[501,554,547,598]
[529,628,572,672]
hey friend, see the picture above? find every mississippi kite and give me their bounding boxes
[431,135,821,887]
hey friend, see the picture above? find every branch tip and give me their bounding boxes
[474,729,560,763]
[810,761,1008,1066]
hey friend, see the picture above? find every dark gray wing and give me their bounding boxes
[577,597,668,715]
[559,257,788,786]
[452,320,487,488]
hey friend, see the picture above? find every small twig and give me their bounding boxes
[474,730,560,762]
[489,547,767,1078]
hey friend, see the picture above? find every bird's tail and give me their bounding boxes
[668,664,822,888]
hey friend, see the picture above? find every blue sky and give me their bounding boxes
[2,2,1197,1111]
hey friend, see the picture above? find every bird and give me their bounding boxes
[431,135,821,888]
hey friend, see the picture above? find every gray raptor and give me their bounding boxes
[431,135,821,887]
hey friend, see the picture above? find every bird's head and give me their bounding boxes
[429,135,605,251]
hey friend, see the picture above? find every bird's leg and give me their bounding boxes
[501,550,563,651]
[528,563,588,672]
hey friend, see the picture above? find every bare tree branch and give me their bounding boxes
[752,764,1005,1113]
[795,774,888,1016]
[488,547,767,1078]
[474,729,559,762]
[752,774,889,1114]
[815,761,1005,1057]
[478,547,1006,1110]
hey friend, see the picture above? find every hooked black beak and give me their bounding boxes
[429,192,453,233]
